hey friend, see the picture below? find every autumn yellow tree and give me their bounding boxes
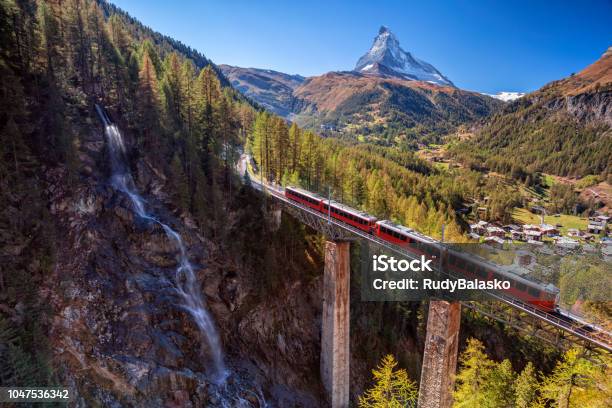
[359,354,418,408]
[537,348,611,408]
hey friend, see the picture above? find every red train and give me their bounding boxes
[285,186,560,311]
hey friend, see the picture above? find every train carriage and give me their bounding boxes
[323,200,378,233]
[285,186,324,211]
[444,249,559,311]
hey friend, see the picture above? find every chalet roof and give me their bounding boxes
[486,226,505,233]
[484,236,505,244]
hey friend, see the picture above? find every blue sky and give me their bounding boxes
[112,0,611,94]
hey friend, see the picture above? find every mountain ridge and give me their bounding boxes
[221,27,499,146]
[450,46,612,178]
[219,64,305,116]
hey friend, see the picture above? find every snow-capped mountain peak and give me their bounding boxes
[484,91,525,102]
[355,26,454,87]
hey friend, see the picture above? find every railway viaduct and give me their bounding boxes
[317,238,460,408]
[249,167,611,408]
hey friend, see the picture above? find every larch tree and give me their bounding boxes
[514,362,538,408]
[538,348,609,408]
[137,49,160,149]
[453,338,496,408]
[359,354,418,408]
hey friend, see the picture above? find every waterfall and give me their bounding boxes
[96,105,228,384]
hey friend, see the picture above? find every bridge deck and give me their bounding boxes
[244,159,612,353]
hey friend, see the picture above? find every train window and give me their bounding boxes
[476,267,488,278]
[514,281,527,292]
[527,287,540,298]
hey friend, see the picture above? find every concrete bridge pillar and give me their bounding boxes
[266,202,282,231]
[321,240,350,408]
[417,300,461,408]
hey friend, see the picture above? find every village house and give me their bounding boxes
[469,220,489,236]
[484,236,505,248]
[524,229,544,241]
[486,225,506,238]
[510,230,524,241]
[587,220,606,235]
[539,224,559,237]
[555,236,579,250]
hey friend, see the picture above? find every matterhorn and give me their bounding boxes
[355,26,454,86]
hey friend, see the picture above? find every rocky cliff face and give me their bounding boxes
[42,117,327,407]
[36,113,437,407]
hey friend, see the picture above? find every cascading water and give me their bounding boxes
[95,105,228,384]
